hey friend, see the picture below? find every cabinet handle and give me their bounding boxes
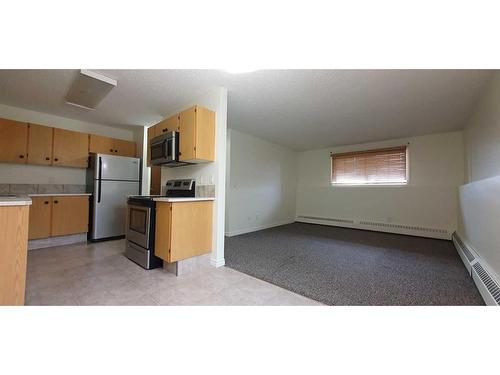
[114,149,118,153]
[54,158,59,162]
[45,157,50,161]
[162,128,168,132]
[19,155,24,159]
[44,201,49,204]
[54,200,59,204]
[109,149,113,152]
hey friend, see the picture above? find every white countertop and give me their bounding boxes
[153,197,215,202]
[28,193,92,197]
[0,195,32,206]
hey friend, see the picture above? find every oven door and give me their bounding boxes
[126,204,151,249]
[151,133,175,165]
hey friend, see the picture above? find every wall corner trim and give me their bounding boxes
[210,257,225,268]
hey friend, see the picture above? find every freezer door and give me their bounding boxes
[98,154,140,181]
[91,180,140,240]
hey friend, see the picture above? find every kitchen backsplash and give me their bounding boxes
[0,184,87,195]
[196,184,215,198]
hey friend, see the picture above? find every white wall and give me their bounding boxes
[0,103,139,185]
[225,129,298,236]
[160,88,228,267]
[296,131,465,238]
[459,72,500,278]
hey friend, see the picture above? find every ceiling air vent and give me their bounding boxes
[472,262,500,306]
[65,70,117,110]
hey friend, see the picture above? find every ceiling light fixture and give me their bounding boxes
[65,70,117,110]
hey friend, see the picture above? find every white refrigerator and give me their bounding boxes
[87,153,141,240]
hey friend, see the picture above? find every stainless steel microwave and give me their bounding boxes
[150,131,188,166]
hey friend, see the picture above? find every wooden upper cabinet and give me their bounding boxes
[113,138,136,157]
[28,197,52,240]
[147,126,155,166]
[89,134,136,157]
[53,128,89,168]
[51,196,89,236]
[89,134,114,155]
[0,118,28,163]
[155,114,179,137]
[27,124,53,165]
[179,105,215,163]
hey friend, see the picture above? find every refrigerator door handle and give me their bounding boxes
[98,157,102,203]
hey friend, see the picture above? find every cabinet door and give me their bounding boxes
[154,202,172,262]
[178,107,196,161]
[53,128,89,168]
[155,114,179,137]
[51,196,89,236]
[147,126,155,166]
[28,197,52,239]
[27,124,53,165]
[113,138,136,157]
[0,118,28,163]
[89,134,115,155]
[194,106,215,161]
[0,205,29,306]
[170,201,213,262]
[150,166,161,195]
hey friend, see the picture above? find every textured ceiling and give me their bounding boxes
[0,69,493,150]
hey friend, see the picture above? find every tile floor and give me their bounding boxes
[25,239,322,306]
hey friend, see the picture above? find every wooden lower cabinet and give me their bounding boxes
[28,195,89,239]
[28,197,52,239]
[155,201,213,263]
[51,196,89,236]
[0,205,29,305]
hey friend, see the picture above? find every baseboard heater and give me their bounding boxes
[472,262,500,306]
[296,215,449,239]
[452,232,477,275]
[452,232,500,306]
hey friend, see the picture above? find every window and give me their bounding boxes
[331,146,408,185]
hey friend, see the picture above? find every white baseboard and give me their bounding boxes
[210,257,225,267]
[295,215,451,240]
[225,219,295,237]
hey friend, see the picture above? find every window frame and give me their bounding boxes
[330,145,410,187]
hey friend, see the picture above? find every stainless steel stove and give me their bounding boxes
[124,179,196,269]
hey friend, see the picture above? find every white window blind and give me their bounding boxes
[331,146,407,185]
